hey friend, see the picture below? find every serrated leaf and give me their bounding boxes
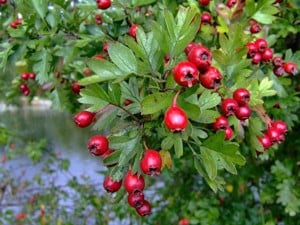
[160,149,173,169]
[161,135,174,150]
[32,49,52,84]
[200,147,218,180]
[141,91,174,115]
[198,90,221,110]
[197,109,220,124]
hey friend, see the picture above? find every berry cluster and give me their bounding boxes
[18,72,36,96]
[96,0,111,10]
[246,38,273,65]
[10,18,22,29]
[95,14,102,25]
[272,56,298,77]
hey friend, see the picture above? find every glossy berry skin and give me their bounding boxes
[266,127,281,144]
[10,21,19,29]
[225,127,234,140]
[235,105,251,121]
[250,23,262,34]
[74,110,95,128]
[199,66,222,89]
[124,170,145,194]
[271,120,288,134]
[129,24,139,39]
[272,56,283,67]
[213,116,229,131]
[28,72,36,80]
[94,54,106,60]
[140,150,162,176]
[184,42,197,55]
[96,0,111,9]
[246,42,258,58]
[221,98,239,117]
[198,0,210,6]
[251,53,262,65]
[19,83,29,92]
[103,176,122,193]
[87,135,109,156]
[0,0,7,4]
[273,66,285,77]
[101,149,117,167]
[187,45,212,72]
[179,218,189,225]
[136,200,151,216]
[262,48,273,62]
[164,103,188,133]
[201,12,212,24]
[233,88,250,106]
[255,38,268,53]
[21,72,29,80]
[127,191,145,208]
[173,61,199,87]
[258,134,272,150]
[227,0,237,8]
[283,62,298,76]
[71,82,82,94]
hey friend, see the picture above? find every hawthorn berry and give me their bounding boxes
[128,191,145,208]
[140,149,162,176]
[235,105,251,121]
[198,0,210,6]
[266,126,282,144]
[250,22,262,34]
[184,42,197,55]
[201,12,212,24]
[129,24,139,39]
[187,44,212,72]
[225,127,234,140]
[255,38,268,53]
[262,48,273,62]
[10,21,19,29]
[283,62,298,76]
[124,170,145,193]
[199,66,222,89]
[21,72,29,80]
[221,98,239,117]
[271,120,288,134]
[246,42,258,58]
[28,72,36,80]
[213,116,229,131]
[258,134,272,150]
[96,0,111,9]
[179,218,189,225]
[0,0,7,4]
[103,176,122,193]
[272,56,283,67]
[87,135,109,156]
[273,66,285,77]
[73,110,96,128]
[233,88,250,106]
[251,53,262,65]
[227,0,237,8]
[71,82,82,94]
[136,200,151,216]
[173,61,199,87]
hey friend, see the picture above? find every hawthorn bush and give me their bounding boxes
[0,0,300,224]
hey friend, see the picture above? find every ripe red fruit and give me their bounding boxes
[187,44,212,72]
[10,21,19,29]
[199,66,222,89]
[273,66,285,77]
[129,24,139,39]
[103,176,122,193]
[246,42,258,58]
[21,72,29,80]
[19,83,28,91]
[94,54,106,60]
[173,61,199,87]
[179,218,189,225]
[103,41,109,53]
[87,135,109,156]
[95,13,102,25]
[201,12,212,24]
[249,22,262,34]
[272,56,283,67]
[128,191,145,208]
[23,89,31,96]
[74,110,96,128]
[101,149,117,167]
[255,38,268,53]
[283,62,298,76]
[227,0,237,8]
[198,0,210,6]
[96,0,111,9]
[213,116,229,131]
[235,105,251,121]
[184,42,197,55]
[251,53,262,65]
[136,200,151,216]
[262,48,273,62]
[28,72,36,80]
[164,94,188,132]
[71,82,82,94]
[233,88,250,106]
[83,67,91,76]
[221,98,239,117]
[140,150,162,176]
[266,127,281,144]
[225,127,234,140]
[124,170,145,193]
[0,0,7,4]
[271,120,288,134]
[258,134,272,150]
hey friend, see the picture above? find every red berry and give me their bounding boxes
[21,72,29,80]
[262,48,273,62]
[124,99,133,106]
[213,116,229,131]
[95,13,102,21]
[198,0,210,6]
[124,170,145,194]
[128,191,145,208]
[96,0,111,9]
[221,98,239,117]
[273,66,285,77]
[233,88,250,106]
[164,96,188,133]
[251,52,262,65]
[255,38,268,53]
[266,127,281,144]
[187,44,212,72]
[19,83,28,91]
[201,12,212,24]
[173,61,199,87]
[271,120,288,134]
[164,54,170,65]
[129,24,139,39]
[28,72,36,80]
[272,56,283,67]
[87,135,109,156]
[136,200,151,216]
[235,105,251,121]
[74,110,96,128]
[184,42,197,56]
[103,176,122,193]
[83,68,91,76]
[250,22,262,34]
[94,54,106,60]
[258,134,272,150]
[199,66,222,89]
[101,149,117,167]
[103,41,109,53]
[225,127,234,140]
[71,82,82,94]
[0,0,7,4]
[283,62,298,76]
[179,218,189,225]
[246,42,258,58]
[140,150,162,176]
[10,21,18,29]
[227,0,237,8]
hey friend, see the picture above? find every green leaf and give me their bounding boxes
[161,135,174,150]
[132,0,157,6]
[174,135,183,158]
[78,85,109,111]
[141,91,174,115]
[246,0,279,24]
[200,147,218,180]
[198,90,221,110]
[103,150,121,166]
[197,110,220,124]
[108,42,137,74]
[30,0,48,19]
[32,48,52,84]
